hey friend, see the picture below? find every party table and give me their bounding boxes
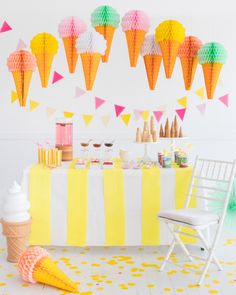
[21,160,196,247]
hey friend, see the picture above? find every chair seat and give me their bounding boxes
[158,208,219,226]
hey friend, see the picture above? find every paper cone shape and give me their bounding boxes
[35,53,55,88]
[12,71,33,107]
[80,53,101,90]
[202,63,222,99]
[159,40,180,78]
[95,25,115,62]
[1,219,31,262]
[143,54,162,90]
[62,36,78,73]
[125,30,146,67]
[180,56,198,90]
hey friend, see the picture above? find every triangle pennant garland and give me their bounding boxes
[121,113,131,126]
[11,90,18,103]
[101,115,111,127]
[153,110,163,122]
[52,71,64,84]
[195,87,205,99]
[176,108,186,121]
[95,96,106,109]
[46,107,56,118]
[83,114,94,126]
[0,21,12,33]
[177,96,187,108]
[133,110,142,120]
[196,103,206,115]
[141,110,150,121]
[74,86,86,98]
[16,39,27,50]
[30,100,39,112]
[114,104,125,117]
[64,111,74,118]
[218,94,229,107]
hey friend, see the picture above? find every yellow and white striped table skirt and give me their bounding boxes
[22,160,196,246]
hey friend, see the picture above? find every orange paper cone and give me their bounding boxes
[180,56,198,90]
[159,40,180,78]
[12,71,33,107]
[143,54,162,90]
[62,36,78,73]
[80,53,101,90]
[95,25,115,62]
[202,63,222,99]
[35,53,55,88]
[125,30,146,67]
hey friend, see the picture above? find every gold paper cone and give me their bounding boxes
[12,71,33,107]
[80,53,101,90]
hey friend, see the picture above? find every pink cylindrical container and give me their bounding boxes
[55,118,73,161]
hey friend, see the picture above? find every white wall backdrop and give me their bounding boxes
[0,0,236,208]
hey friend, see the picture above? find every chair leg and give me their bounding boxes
[159,239,176,271]
[197,250,215,285]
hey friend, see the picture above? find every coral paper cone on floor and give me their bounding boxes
[180,57,198,90]
[159,40,180,78]
[80,53,101,90]
[62,36,78,73]
[202,63,222,99]
[143,54,162,90]
[18,247,78,293]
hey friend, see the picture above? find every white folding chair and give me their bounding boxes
[158,156,236,285]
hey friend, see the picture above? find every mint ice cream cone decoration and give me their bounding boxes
[198,42,227,99]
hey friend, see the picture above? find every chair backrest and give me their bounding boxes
[185,156,236,222]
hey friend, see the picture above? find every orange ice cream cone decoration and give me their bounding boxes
[80,53,101,91]
[122,10,150,67]
[155,20,185,78]
[30,33,58,88]
[202,63,222,99]
[18,247,78,293]
[178,36,202,90]
[7,50,37,107]
[95,25,115,62]
[58,16,87,73]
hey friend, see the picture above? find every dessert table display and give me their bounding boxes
[21,159,197,247]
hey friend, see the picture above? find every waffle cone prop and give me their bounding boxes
[30,33,58,87]
[198,42,227,99]
[58,16,87,73]
[7,50,36,107]
[18,247,78,293]
[178,36,202,90]
[122,10,150,67]
[1,219,31,262]
[155,20,185,78]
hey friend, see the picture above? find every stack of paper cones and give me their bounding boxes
[12,71,33,107]
[1,219,31,262]
[62,36,78,73]
[136,116,158,142]
[80,53,101,90]
[95,25,116,62]
[143,54,162,90]
[159,40,180,78]
[202,63,222,99]
[125,30,146,67]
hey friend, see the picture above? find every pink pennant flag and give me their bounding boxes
[0,21,12,33]
[176,108,186,121]
[196,103,206,115]
[153,110,163,122]
[114,104,125,117]
[16,39,27,50]
[74,86,86,98]
[218,94,229,107]
[52,71,64,84]
[133,110,142,120]
[95,97,106,109]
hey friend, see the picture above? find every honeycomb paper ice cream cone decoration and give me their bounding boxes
[155,20,185,78]
[30,33,58,87]
[198,42,227,99]
[141,35,162,90]
[178,36,202,90]
[77,31,106,90]
[58,17,87,73]
[164,118,170,137]
[18,247,78,293]
[91,5,120,62]
[7,50,36,107]
[121,10,150,67]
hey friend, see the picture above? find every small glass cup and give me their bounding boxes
[80,140,90,160]
[104,142,114,161]
[92,141,103,161]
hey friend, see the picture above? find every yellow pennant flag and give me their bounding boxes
[121,113,131,126]
[11,90,18,103]
[195,87,205,99]
[177,96,187,108]
[83,114,94,126]
[46,107,56,118]
[101,115,110,127]
[141,110,150,121]
[64,111,74,118]
[30,100,39,112]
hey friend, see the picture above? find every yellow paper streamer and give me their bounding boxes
[29,165,51,245]
[142,167,161,245]
[175,167,196,244]
[67,159,88,245]
[104,161,125,245]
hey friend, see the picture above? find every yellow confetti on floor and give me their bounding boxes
[147,284,155,288]
[176,288,184,292]
[164,287,171,292]
[0,283,6,287]
[208,290,218,294]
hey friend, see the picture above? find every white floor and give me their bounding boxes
[0,239,236,295]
